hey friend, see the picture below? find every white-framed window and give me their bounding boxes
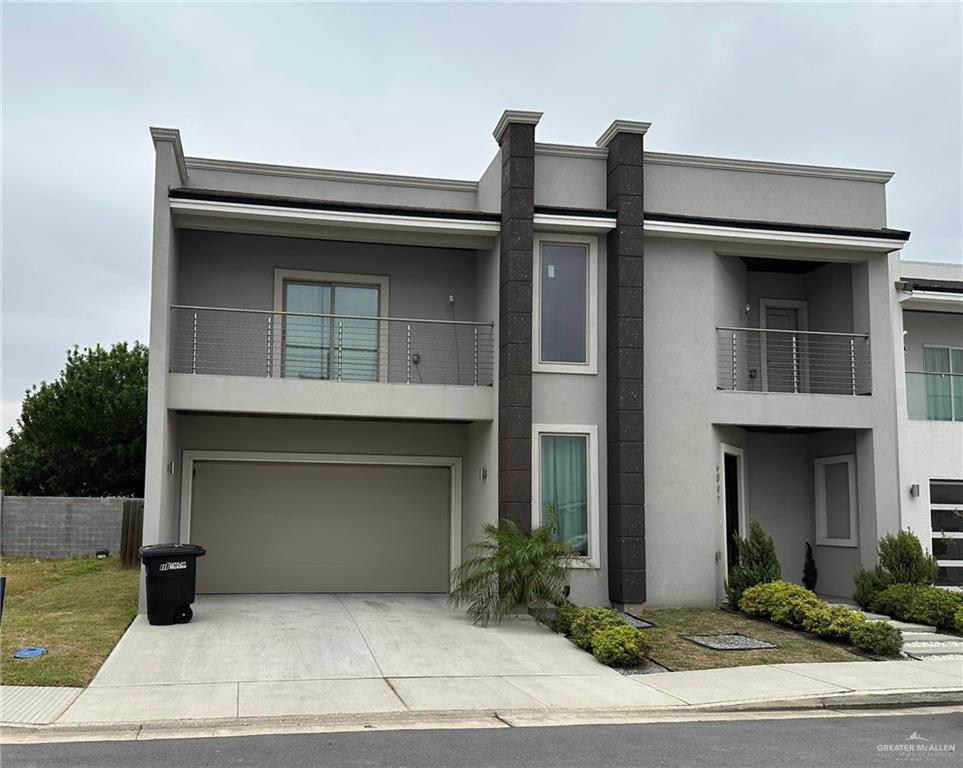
[930,480,963,587]
[922,345,963,421]
[532,423,600,568]
[532,234,598,374]
[814,454,858,547]
[273,269,389,382]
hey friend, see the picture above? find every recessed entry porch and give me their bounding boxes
[715,426,875,600]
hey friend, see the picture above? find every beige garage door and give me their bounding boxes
[190,460,451,593]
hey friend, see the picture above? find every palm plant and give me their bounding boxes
[449,511,577,626]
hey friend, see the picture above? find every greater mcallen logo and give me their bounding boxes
[159,561,188,572]
[878,732,957,758]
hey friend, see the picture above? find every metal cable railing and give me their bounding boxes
[716,327,872,395]
[170,305,495,386]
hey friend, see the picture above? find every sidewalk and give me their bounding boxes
[2,658,960,739]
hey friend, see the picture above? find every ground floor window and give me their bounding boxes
[931,480,963,587]
[532,423,599,565]
[814,454,858,547]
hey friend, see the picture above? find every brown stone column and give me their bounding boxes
[598,120,649,604]
[494,110,541,530]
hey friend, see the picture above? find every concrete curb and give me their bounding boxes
[3,689,961,744]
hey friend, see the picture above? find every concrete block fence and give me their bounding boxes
[0,496,141,558]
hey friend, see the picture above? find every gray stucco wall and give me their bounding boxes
[0,496,133,558]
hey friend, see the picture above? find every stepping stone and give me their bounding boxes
[889,620,938,633]
[683,634,776,651]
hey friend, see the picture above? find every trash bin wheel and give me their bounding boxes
[173,605,193,624]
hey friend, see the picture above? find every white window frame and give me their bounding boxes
[272,269,390,382]
[719,443,748,573]
[814,453,858,547]
[531,423,601,569]
[930,480,963,587]
[532,234,598,375]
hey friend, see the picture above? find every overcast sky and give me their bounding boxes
[2,2,961,442]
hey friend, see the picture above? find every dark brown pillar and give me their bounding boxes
[495,110,541,530]
[599,120,649,604]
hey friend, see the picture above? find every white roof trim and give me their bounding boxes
[645,152,893,183]
[493,110,543,143]
[183,157,478,193]
[645,219,907,252]
[149,127,188,185]
[533,212,617,233]
[170,198,499,237]
[535,142,608,160]
[596,120,652,148]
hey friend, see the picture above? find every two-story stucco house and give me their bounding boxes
[143,109,958,611]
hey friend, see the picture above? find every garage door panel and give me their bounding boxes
[190,461,451,593]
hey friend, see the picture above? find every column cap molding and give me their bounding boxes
[493,110,543,143]
[596,120,652,148]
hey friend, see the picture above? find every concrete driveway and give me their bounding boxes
[60,594,684,723]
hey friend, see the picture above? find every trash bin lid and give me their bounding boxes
[139,543,207,558]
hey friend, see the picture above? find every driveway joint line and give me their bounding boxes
[382,678,410,711]
[334,593,387,679]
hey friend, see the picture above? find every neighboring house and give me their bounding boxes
[144,109,956,610]
[894,262,963,589]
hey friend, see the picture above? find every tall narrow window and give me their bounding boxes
[536,239,594,370]
[923,346,963,421]
[931,480,963,587]
[539,433,589,557]
[283,281,380,381]
[815,454,857,547]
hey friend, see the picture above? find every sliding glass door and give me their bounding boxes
[283,281,380,381]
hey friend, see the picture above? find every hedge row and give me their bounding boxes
[868,584,963,632]
[739,581,903,656]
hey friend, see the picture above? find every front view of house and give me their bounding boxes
[143,111,959,610]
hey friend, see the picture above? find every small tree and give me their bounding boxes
[802,542,818,591]
[1,343,148,497]
[725,520,781,608]
[449,516,576,626]
[877,530,938,585]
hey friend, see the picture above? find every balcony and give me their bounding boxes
[716,327,872,395]
[906,372,963,421]
[167,305,495,420]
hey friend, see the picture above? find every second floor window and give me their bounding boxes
[923,345,963,421]
[284,281,380,381]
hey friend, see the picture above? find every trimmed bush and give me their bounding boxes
[877,530,939,586]
[770,588,824,629]
[802,604,866,641]
[955,605,963,633]
[851,620,903,657]
[553,602,579,636]
[725,520,781,608]
[853,567,892,610]
[872,584,963,631]
[591,625,650,667]
[570,607,623,650]
[802,542,818,591]
[740,581,814,619]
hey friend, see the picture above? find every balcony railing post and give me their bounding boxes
[337,321,343,382]
[191,311,197,375]
[266,314,273,377]
[406,323,411,384]
[792,333,799,393]
[850,337,857,395]
[731,331,737,391]
[473,327,479,387]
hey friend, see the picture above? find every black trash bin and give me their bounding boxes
[140,544,206,626]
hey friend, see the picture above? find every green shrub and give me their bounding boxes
[851,621,903,657]
[955,605,963,633]
[877,530,939,586]
[570,607,623,650]
[802,604,866,641]
[725,520,781,608]
[739,581,814,619]
[853,567,892,609]
[591,625,650,667]
[873,584,963,631]
[449,518,577,626]
[553,602,579,636]
[770,588,824,629]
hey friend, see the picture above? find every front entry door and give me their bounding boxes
[764,307,800,392]
[724,452,741,572]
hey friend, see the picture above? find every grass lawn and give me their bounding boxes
[0,557,139,687]
[640,608,864,671]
